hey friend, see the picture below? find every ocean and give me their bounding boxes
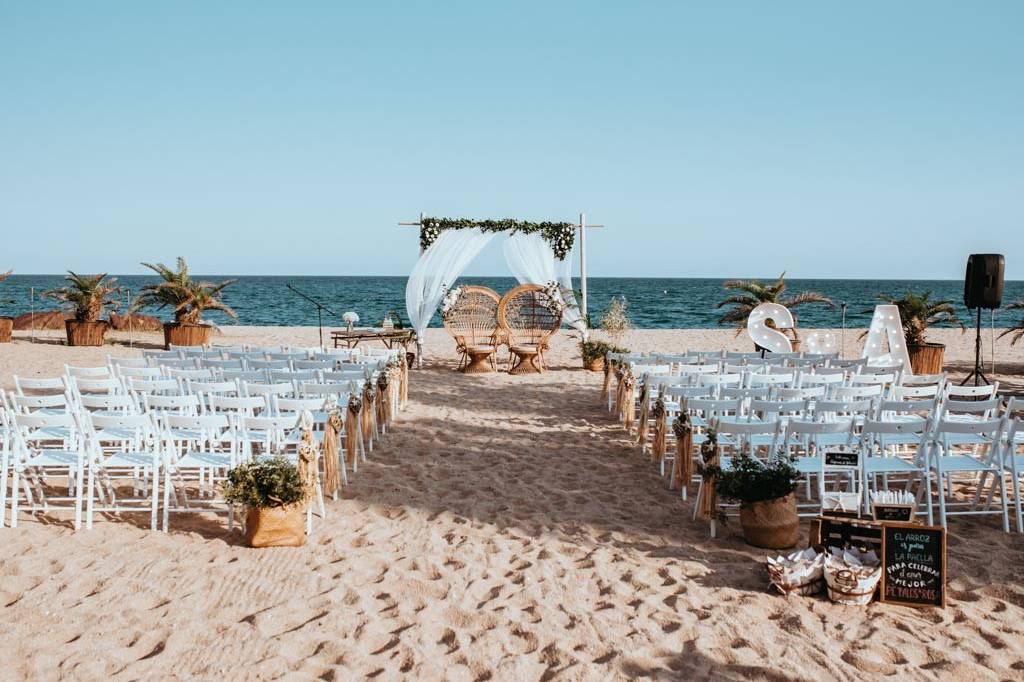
[2,275,1022,330]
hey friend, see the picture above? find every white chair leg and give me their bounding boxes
[1013,474,1024,534]
[997,473,1010,533]
[150,466,159,531]
[9,467,19,528]
[84,467,94,530]
[162,469,172,532]
[0,452,8,529]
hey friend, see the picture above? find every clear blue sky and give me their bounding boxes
[1,2,1021,279]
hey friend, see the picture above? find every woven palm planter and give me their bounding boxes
[64,320,109,346]
[245,504,305,548]
[908,343,944,375]
[739,493,799,549]
[163,323,212,349]
[0,317,12,343]
[584,357,605,372]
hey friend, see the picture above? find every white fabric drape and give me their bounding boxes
[405,228,496,340]
[502,232,588,340]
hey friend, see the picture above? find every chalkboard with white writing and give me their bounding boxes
[881,522,946,608]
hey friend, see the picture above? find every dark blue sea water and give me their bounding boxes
[3,276,1022,329]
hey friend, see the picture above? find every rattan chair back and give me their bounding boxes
[497,284,562,350]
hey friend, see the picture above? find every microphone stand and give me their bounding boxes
[286,284,341,348]
[960,306,990,386]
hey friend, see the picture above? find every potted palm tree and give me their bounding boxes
[716,273,833,351]
[870,291,963,374]
[223,457,307,548]
[999,300,1024,347]
[43,272,122,346]
[709,452,802,549]
[131,257,237,349]
[0,270,13,343]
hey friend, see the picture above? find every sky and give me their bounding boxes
[1,1,1021,279]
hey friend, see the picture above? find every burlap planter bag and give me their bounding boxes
[245,503,305,548]
[739,493,799,549]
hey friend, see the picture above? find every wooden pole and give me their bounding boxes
[579,212,588,320]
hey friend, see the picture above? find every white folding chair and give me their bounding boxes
[160,414,238,531]
[925,417,1008,531]
[780,418,856,510]
[83,412,162,530]
[858,418,933,523]
[7,412,87,529]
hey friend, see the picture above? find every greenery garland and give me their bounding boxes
[420,217,576,260]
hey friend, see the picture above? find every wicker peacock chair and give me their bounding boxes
[497,284,563,374]
[442,285,502,373]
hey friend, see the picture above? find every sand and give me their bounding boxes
[1,326,1023,680]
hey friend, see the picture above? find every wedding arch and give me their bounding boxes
[401,215,599,363]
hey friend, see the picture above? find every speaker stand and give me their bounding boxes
[960,307,990,386]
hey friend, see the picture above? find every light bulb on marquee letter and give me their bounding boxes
[805,330,838,354]
[860,304,912,373]
[747,303,794,353]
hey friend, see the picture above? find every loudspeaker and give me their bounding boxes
[964,254,1004,309]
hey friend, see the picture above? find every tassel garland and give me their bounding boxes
[651,396,667,465]
[636,381,651,445]
[322,410,344,494]
[696,431,720,521]
[345,394,362,467]
[672,414,694,491]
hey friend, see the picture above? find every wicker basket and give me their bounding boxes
[766,548,825,596]
[245,504,305,548]
[584,357,605,372]
[163,323,213,349]
[65,320,109,347]
[824,554,881,606]
[0,317,12,343]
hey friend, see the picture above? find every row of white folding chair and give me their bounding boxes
[700,404,1012,532]
[0,404,336,531]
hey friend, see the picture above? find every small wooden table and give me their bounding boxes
[462,345,496,374]
[508,344,542,375]
[331,328,415,351]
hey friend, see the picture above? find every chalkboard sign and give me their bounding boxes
[872,503,915,523]
[881,522,946,608]
[824,449,860,467]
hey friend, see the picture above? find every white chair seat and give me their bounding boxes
[174,452,234,468]
[285,429,324,444]
[24,450,80,467]
[811,433,854,447]
[942,434,992,447]
[794,456,821,474]
[875,434,924,447]
[103,452,159,468]
[934,454,995,473]
[93,427,146,442]
[1004,454,1024,472]
[864,457,919,474]
[26,427,74,441]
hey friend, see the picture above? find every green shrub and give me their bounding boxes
[579,339,629,364]
[223,457,306,509]
[706,453,800,507]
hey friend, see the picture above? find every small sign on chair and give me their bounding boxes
[824,449,860,468]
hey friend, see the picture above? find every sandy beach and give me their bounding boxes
[1,327,1023,680]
